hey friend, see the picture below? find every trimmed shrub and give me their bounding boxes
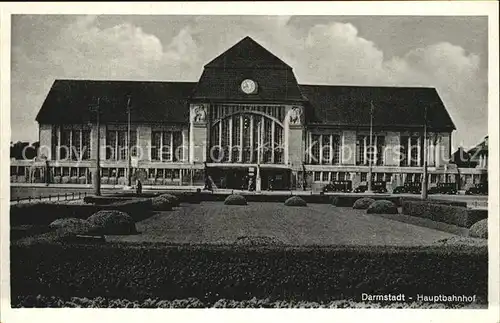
[10,243,487,306]
[469,219,488,239]
[284,196,307,207]
[402,201,487,227]
[152,196,173,211]
[353,198,375,210]
[366,200,398,214]
[224,194,247,205]
[49,218,90,231]
[159,194,180,207]
[86,210,137,235]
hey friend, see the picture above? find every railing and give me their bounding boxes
[10,191,88,205]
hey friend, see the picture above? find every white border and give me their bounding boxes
[1,2,499,323]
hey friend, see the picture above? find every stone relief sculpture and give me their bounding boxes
[289,106,302,125]
[192,105,207,123]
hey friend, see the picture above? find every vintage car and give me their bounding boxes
[353,181,387,193]
[465,183,488,195]
[322,180,353,193]
[427,182,457,195]
[392,182,421,194]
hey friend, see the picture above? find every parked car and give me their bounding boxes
[353,184,367,193]
[465,183,488,195]
[353,181,387,193]
[372,181,388,193]
[428,182,457,195]
[392,182,421,194]
[323,180,352,193]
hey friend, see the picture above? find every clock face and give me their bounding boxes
[241,79,257,94]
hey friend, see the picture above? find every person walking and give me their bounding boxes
[135,179,142,195]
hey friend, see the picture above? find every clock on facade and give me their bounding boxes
[240,79,258,94]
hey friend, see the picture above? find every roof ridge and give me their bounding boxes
[203,36,292,69]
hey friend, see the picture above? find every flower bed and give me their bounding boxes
[12,295,485,309]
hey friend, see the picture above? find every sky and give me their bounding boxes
[10,15,488,150]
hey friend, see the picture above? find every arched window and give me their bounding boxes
[210,111,284,164]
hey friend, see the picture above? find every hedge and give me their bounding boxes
[12,295,485,309]
[10,198,153,226]
[10,243,487,305]
[83,195,134,205]
[402,201,487,228]
[402,197,467,208]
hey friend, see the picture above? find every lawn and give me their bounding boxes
[107,201,456,246]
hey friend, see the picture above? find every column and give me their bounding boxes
[228,116,233,162]
[271,121,275,163]
[250,115,254,163]
[363,136,367,164]
[417,136,421,167]
[308,132,312,164]
[330,135,333,165]
[170,132,174,162]
[407,137,411,166]
[181,129,187,162]
[319,134,323,165]
[239,115,243,162]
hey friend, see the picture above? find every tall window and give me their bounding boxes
[356,135,366,165]
[332,135,341,165]
[400,136,409,167]
[274,122,284,163]
[376,136,385,166]
[232,116,240,162]
[322,135,330,164]
[151,130,181,162]
[106,130,137,161]
[410,136,420,166]
[311,134,320,164]
[53,126,91,161]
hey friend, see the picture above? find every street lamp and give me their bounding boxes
[126,95,132,187]
[421,105,429,200]
[367,101,375,193]
[90,97,102,196]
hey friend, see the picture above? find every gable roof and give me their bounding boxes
[36,80,196,124]
[192,36,304,102]
[300,84,456,131]
[204,36,292,69]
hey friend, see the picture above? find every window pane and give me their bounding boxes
[322,135,330,164]
[172,131,182,162]
[82,130,91,160]
[106,130,117,160]
[118,131,127,160]
[60,130,71,160]
[311,134,320,164]
[151,132,161,161]
[72,130,81,161]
